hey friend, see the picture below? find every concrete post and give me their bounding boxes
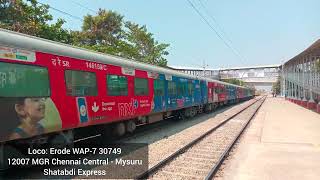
[293,63,298,103]
[301,59,308,107]
[297,63,301,104]
[308,58,316,109]
[318,58,320,113]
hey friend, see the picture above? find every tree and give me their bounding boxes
[79,9,124,46]
[1,1,170,67]
[73,9,170,67]
[0,0,72,43]
[272,77,281,95]
[124,22,169,67]
[72,9,129,57]
[222,78,247,86]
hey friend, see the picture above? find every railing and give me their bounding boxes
[285,72,320,96]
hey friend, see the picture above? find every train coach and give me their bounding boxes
[0,29,254,145]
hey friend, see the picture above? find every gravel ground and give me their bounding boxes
[73,98,260,179]
[213,99,265,180]
[7,98,260,180]
[146,98,259,169]
[149,98,264,179]
[72,97,261,179]
[117,98,258,168]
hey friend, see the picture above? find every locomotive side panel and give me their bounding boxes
[0,29,254,143]
[0,48,63,142]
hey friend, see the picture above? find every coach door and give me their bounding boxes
[153,76,166,112]
[200,80,207,104]
[194,80,201,105]
[64,70,98,125]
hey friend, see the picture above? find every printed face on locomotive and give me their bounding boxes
[15,98,46,123]
[0,62,62,142]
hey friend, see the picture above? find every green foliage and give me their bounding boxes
[80,9,124,46]
[124,22,169,66]
[0,1,170,67]
[0,0,72,43]
[272,77,281,95]
[73,9,169,67]
[222,78,247,86]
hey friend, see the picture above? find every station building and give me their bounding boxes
[169,64,281,93]
[282,39,320,112]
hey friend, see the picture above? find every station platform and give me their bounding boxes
[220,97,320,180]
[286,97,320,114]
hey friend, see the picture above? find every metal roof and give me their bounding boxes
[0,28,248,89]
[169,64,281,71]
[217,64,281,71]
[284,39,320,65]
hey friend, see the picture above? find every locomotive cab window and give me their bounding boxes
[65,70,97,96]
[0,62,50,97]
[135,78,149,96]
[107,75,128,96]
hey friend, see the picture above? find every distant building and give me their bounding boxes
[169,64,281,92]
[168,66,220,80]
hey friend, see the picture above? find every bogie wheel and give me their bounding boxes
[190,107,196,117]
[178,111,186,120]
[126,121,136,133]
[113,123,126,137]
[208,104,213,112]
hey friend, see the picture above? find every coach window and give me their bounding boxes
[154,79,164,96]
[177,83,183,95]
[65,70,97,96]
[215,87,221,94]
[135,78,149,96]
[168,81,177,96]
[0,62,50,97]
[188,82,194,96]
[107,75,128,96]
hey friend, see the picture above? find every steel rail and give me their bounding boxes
[135,96,264,179]
[205,96,266,180]
[118,98,250,143]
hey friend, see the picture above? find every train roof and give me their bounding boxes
[0,28,248,89]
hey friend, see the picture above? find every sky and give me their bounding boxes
[39,0,320,69]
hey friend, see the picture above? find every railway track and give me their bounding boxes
[116,100,247,143]
[136,96,266,180]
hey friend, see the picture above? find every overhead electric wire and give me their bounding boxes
[37,1,84,21]
[197,0,249,77]
[197,0,233,45]
[186,0,247,65]
[69,0,97,14]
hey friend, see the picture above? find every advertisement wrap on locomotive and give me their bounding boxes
[0,29,253,179]
[0,47,62,142]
